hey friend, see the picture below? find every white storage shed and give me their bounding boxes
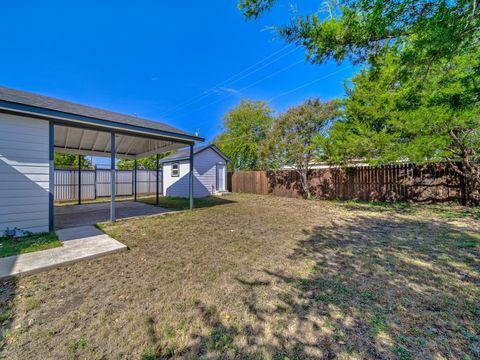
[161,144,230,198]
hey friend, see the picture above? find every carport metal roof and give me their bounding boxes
[54,125,183,159]
[0,86,204,158]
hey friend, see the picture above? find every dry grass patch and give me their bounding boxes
[0,194,478,359]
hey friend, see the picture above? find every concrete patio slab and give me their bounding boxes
[55,201,170,229]
[0,226,127,279]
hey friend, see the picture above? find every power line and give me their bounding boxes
[268,65,353,102]
[161,44,292,115]
[212,44,295,88]
[173,58,306,120]
[237,59,304,92]
[161,45,296,117]
[212,133,251,144]
[214,47,298,88]
[179,64,353,128]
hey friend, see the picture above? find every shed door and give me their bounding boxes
[216,163,226,191]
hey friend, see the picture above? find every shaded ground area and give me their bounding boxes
[0,194,478,359]
[139,195,235,211]
[54,201,171,229]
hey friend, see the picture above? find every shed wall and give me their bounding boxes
[163,148,226,198]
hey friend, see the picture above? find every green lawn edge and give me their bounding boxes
[0,232,62,258]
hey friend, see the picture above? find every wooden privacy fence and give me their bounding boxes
[228,164,465,203]
[55,169,162,201]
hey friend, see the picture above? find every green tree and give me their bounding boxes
[54,153,92,169]
[238,0,478,68]
[214,99,274,171]
[261,98,339,198]
[117,153,171,170]
[239,0,480,205]
[328,49,480,204]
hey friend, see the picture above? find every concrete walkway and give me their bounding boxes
[0,226,127,279]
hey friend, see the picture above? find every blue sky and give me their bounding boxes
[1,1,357,164]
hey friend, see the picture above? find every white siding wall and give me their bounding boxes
[0,113,50,234]
[163,148,227,198]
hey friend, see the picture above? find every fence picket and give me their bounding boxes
[228,163,462,203]
[54,169,162,201]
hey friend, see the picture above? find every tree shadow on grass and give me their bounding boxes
[0,278,17,352]
[267,215,479,359]
[172,214,479,359]
[173,300,319,360]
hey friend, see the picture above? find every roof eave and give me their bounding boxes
[160,157,190,164]
[0,100,205,144]
[160,144,231,163]
[209,145,231,162]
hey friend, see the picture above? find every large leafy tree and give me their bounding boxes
[329,49,480,204]
[261,98,338,198]
[214,99,273,171]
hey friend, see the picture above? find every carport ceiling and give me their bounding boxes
[54,125,185,159]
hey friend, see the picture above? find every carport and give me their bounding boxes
[0,87,204,233]
[52,125,187,228]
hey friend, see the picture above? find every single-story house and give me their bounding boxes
[0,86,203,235]
[160,144,230,198]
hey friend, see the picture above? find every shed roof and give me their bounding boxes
[160,144,230,163]
[0,86,203,143]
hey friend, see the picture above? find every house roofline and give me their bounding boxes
[160,144,230,163]
[0,100,205,144]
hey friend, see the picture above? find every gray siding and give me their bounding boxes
[193,149,223,196]
[163,148,226,198]
[0,113,50,234]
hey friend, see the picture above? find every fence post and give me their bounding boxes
[78,155,82,205]
[94,165,97,199]
[189,143,194,209]
[148,169,151,195]
[110,132,116,222]
[459,165,468,206]
[156,154,160,205]
[134,159,137,201]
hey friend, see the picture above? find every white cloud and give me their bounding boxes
[205,87,242,96]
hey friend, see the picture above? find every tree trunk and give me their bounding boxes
[465,164,480,206]
[296,168,311,199]
[447,159,480,206]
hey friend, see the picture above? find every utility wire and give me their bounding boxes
[211,44,295,88]
[268,65,353,102]
[161,45,296,117]
[237,59,304,92]
[214,47,298,88]
[173,59,305,120]
[212,133,251,144]
[178,64,353,125]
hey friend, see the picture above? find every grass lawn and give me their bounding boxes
[140,195,233,211]
[0,232,61,258]
[0,194,478,359]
